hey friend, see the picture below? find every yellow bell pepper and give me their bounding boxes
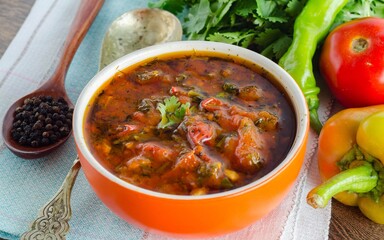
[307,105,384,224]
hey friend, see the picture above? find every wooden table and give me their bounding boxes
[1,1,384,239]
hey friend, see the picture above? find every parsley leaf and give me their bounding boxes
[207,31,256,47]
[234,0,256,17]
[331,0,384,30]
[256,0,287,23]
[148,0,185,13]
[157,96,190,129]
[184,0,211,38]
[286,0,306,17]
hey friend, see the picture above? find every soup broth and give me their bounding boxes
[84,53,296,195]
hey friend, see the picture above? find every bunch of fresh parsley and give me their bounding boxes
[149,0,384,62]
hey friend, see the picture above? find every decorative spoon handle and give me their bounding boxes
[20,157,81,240]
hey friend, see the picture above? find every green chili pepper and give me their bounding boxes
[278,0,349,134]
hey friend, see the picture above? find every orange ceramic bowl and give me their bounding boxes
[73,41,309,238]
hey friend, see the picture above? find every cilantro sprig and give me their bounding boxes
[157,96,190,129]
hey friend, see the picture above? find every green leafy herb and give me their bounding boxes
[148,0,185,13]
[157,96,190,129]
[149,0,384,62]
[331,0,384,31]
[149,0,308,61]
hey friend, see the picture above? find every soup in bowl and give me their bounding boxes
[73,41,309,237]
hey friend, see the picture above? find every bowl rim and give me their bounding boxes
[73,40,309,200]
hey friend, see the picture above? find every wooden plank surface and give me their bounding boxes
[0,0,35,57]
[1,1,384,239]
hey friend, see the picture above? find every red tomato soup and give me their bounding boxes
[84,52,296,195]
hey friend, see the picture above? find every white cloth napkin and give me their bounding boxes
[0,0,333,239]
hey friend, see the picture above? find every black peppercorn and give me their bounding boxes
[45,124,53,131]
[19,136,27,145]
[10,95,74,147]
[52,113,59,120]
[31,140,39,147]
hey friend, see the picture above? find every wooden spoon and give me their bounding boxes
[1,0,105,159]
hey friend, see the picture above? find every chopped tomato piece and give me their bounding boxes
[186,120,218,147]
[233,117,265,174]
[174,151,201,171]
[111,124,144,144]
[238,86,260,101]
[132,108,161,126]
[115,124,142,137]
[170,86,187,96]
[228,105,259,122]
[256,111,278,131]
[137,142,178,164]
[162,151,203,192]
[200,97,227,111]
[124,156,152,176]
[214,112,243,131]
[198,161,226,189]
[194,145,220,163]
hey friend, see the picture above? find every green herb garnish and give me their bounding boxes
[157,96,190,129]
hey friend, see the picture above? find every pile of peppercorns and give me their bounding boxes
[10,95,74,147]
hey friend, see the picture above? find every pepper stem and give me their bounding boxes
[307,164,378,208]
[310,109,323,134]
